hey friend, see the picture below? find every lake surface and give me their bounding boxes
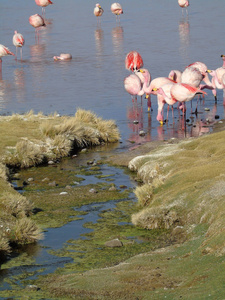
[1,0,225,146]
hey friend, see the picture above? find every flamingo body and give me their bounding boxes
[111,3,123,21]
[0,44,15,58]
[125,51,143,72]
[171,83,206,103]
[124,74,144,98]
[94,3,104,17]
[13,31,25,60]
[29,14,46,28]
[178,0,189,8]
[53,53,72,61]
[35,0,53,7]
[181,66,203,88]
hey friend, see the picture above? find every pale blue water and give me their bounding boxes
[0,0,225,294]
[0,0,225,145]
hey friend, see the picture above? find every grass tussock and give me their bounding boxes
[12,217,44,244]
[129,131,225,255]
[0,229,11,254]
[1,192,33,218]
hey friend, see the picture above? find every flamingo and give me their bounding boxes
[111,3,123,21]
[12,31,25,60]
[138,69,175,112]
[153,83,176,124]
[0,44,15,75]
[35,0,53,17]
[94,4,104,23]
[124,73,145,100]
[171,83,207,129]
[168,70,182,83]
[181,66,203,88]
[53,53,72,61]
[125,51,143,72]
[186,62,212,87]
[178,0,189,15]
[29,14,46,41]
[206,68,225,101]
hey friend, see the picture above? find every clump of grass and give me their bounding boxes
[0,228,11,254]
[1,192,33,218]
[134,183,154,207]
[132,206,180,229]
[12,217,44,245]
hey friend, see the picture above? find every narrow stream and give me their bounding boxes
[0,147,137,291]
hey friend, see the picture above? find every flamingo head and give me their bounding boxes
[206,69,215,77]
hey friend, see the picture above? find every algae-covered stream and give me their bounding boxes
[0,145,170,294]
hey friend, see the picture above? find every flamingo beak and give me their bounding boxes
[206,69,212,73]
[152,88,158,91]
[145,94,149,99]
[159,120,164,126]
[138,69,144,73]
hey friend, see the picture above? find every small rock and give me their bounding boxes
[26,284,39,291]
[48,160,55,165]
[119,185,127,189]
[60,192,68,195]
[105,238,123,248]
[48,181,57,187]
[81,148,87,153]
[72,154,77,158]
[73,181,80,185]
[89,188,97,193]
[109,186,117,191]
[27,177,34,182]
[139,130,145,136]
[66,185,72,189]
[42,177,50,182]
[133,120,139,124]
[204,107,210,111]
[215,115,220,119]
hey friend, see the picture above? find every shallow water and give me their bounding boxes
[1,0,225,145]
[1,0,225,294]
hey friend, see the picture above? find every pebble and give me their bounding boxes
[139,130,146,136]
[89,188,97,193]
[27,177,34,182]
[204,107,210,111]
[60,192,68,195]
[133,120,139,124]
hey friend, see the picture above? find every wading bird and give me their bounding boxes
[53,53,72,61]
[35,0,53,17]
[125,51,144,72]
[29,14,46,41]
[124,73,145,100]
[94,4,104,23]
[0,44,15,75]
[12,31,25,60]
[111,3,123,21]
[178,0,189,15]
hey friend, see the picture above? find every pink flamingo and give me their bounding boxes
[153,83,176,124]
[181,66,203,88]
[138,69,175,112]
[186,61,212,87]
[0,44,15,76]
[206,68,225,101]
[29,14,46,41]
[178,0,189,15]
[35,0,53,17]
[12,31,25,60]
[124,73,145,100]
[168,70,182,83]
[111,3,123,21]
[53,53,72,61]
[94,4,104,23]
[125,51,143,72]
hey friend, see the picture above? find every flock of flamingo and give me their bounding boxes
[123,0,225,128]
[0,0,224,130]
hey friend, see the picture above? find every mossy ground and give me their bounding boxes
[1,116,225,299]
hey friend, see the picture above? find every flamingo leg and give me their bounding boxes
[0,58,2,80]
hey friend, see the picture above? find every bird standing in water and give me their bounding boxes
[111,3,123,21]
[94,4,104,23]
[35,0,53,17]
[125,51,144,72]
[178,0,189,15]
[0,44,15,76]
[12,31,25,60]
[29,14,46,41]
